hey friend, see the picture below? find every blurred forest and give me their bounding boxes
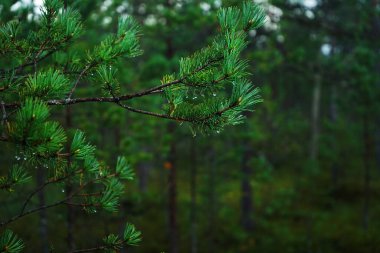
[1,0,380,252]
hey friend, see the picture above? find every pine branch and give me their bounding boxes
[0,48,61,76]
[19,169,83,214]
[0,171,118,227]
[67,61,98,99]
[0,196,70,227]
[3,56,224,109]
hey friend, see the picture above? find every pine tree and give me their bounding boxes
[0,0,265,252]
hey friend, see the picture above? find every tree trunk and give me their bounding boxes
[310,74,321,164]
[330,84,339,188]
[376,128,380,175]
[240,144,254,231]
[167,124,178,253]
[164,2,178,251]
[190,138,198,253]
[362,114,372,230]
[37,167,49,253]
[65,106,75,251]
[207,146,217,252]
[138,162,150,193]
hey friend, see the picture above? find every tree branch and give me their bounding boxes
[20,169,82,214]
[4,55,224,109]
[67,62,98,99]
[68,246,105,253]
[0,171,117,227]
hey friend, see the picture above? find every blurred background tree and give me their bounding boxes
[1,0,380,253]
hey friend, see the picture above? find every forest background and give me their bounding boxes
[1,0,380,252]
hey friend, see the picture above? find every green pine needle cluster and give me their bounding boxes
[103,223,142,252]
[0,230,24,253]
[163,2,266,133]
[0,165,31,191]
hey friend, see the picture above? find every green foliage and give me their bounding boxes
[88,16,142,64]
[70,130,96,160]
[22,69,70,99]
[97,65,120,96]
[0,165,31,191]
[98,179,124,212]
[102,223,142,252]
[0,230,24,253]
[116,156,134,180]
[162,1,265,133]
[123,223,142,246]
[9,98,66,157]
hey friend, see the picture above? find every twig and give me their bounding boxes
[67,63,94,99]
[0,172,117,227]
[68,246,105,253]
[20,170,82,214]
[3,81,171,109]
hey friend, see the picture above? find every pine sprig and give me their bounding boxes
[0,166,31,191]
[88,16,142,64]
[0,230,24,253]
[123,223,142,246]
[22,69,70,100]
[161,1,266,133]
[102,223,141,252]
[116,156,134,180]
[70,130,96,160]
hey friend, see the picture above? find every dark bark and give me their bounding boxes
[310,74,321,164]
[362,114,372,230]
[37,167,49,253]
[206,146,217,252]
[190,138,198,253]
[65,106,75,251]
[240,144,254,231]
[137,159,150,193]
[361,0,378,230]
[164,3,178,250]
[167,124,178,253]
[376,128,380,175]
[330,84,339,188]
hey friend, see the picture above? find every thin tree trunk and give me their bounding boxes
[138,162,149,193]
[37,167,49,253]
[240,144,254,231]
[190,138,198,253]
[310,74,321,164]
[65,106,75,251]
[164,2,178,251]
[330,84,339,188]
[376,128,380,175]
[138,147,150,192]
[207,146,216,252]
[362,114,372,230]
[167,124,178,253]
